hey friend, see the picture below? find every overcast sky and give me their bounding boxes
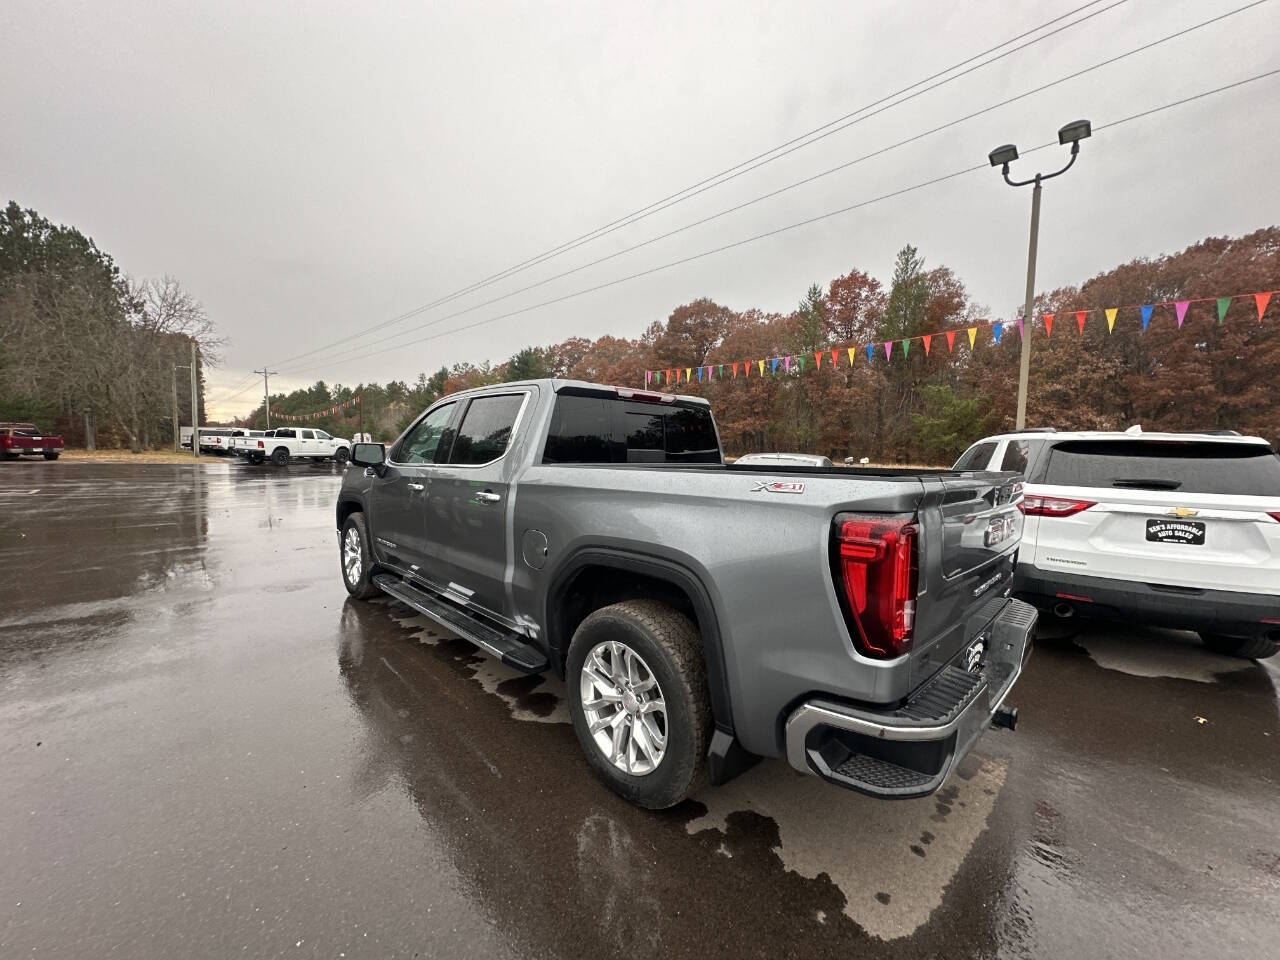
[5,0,1278,419]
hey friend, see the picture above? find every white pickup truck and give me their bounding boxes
[230,427,351,466]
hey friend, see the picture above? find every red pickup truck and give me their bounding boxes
[0,423,63,461]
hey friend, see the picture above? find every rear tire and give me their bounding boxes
[566,600,709,809]
[333,446,350,464]
[43,451,59,460]
[340,513,380,600]
[271,447,290,466]
[1200,632,1279,660]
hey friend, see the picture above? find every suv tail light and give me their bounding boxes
[833,513,917,659]
[1020,495,1096,517]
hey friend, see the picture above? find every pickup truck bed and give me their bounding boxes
[335,379,1033,808]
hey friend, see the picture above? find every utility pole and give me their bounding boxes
[1016,184,1042,432]
[988,119,1091,429]
[172,365,182,452]
[190,340,200,459]
[254,368,278,429]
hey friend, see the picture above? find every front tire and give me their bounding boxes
[1200,632,1279,660]
[340,513,380,600]
[566,600,709,809]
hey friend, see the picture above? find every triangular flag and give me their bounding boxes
[696,366,703,381]
[865,343,874,362]
[831,349,840,367]
[1044,314,1054,337]
[1216,297,1231,324]
[797,354,807,371]
[1175,300,1189,328]
[731,362,738,378]
[757,359,765,376]
[922,334,932,355]
[645,371,652,386]
[783,356,792,373]
[1140,305,1153,331]
[770,357,779,374]
[992,321,1003,344]
[847,347,857,367]
[814,351,823,370]
[967,327,977,349]
[1105,307,1118,333]
[902,338,910,357]
[1076,311,1087,334]
[884,341,893,360]
[742,362,749,378]
[718,364,724,378]
[1256,291,1272,320]
[685,367,692,381]
[1016,318,1024,339]
[946,330,956,353]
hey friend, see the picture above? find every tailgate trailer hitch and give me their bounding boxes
[991,705,1018,731]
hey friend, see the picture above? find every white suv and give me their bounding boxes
[954,427,1280,659]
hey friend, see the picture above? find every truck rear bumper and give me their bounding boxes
[784,598,1036,798]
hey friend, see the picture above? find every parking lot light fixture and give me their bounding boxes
[991,119,1091,429]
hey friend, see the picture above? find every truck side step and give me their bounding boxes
[372,573,549,674]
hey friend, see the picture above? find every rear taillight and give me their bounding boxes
[834,513,917,659]
[1020,495,1096,517]
[0,436,11,448]
[1268,512,1280,523]
[257,440,264,448]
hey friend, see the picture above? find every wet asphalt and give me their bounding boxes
[1,462,1277,959]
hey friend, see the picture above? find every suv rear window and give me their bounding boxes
[1041,440,1280,496]
[953,441,997,471]
[543,395,720,464]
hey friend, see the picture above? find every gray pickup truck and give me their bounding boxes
[335,379,1035,808]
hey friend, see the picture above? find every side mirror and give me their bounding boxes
[351,442,386,468]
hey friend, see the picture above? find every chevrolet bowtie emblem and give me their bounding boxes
[1166,507,1199,518]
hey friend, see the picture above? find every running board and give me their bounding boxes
[372,574,549,674]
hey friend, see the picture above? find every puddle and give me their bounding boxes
[685,754,1008,940]
[1074,625,1252,683]
[386,604,570,724]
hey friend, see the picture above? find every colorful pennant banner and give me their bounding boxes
[278,395,362,422]
[645,289,1278,387]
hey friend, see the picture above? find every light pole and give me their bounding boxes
[990,119,1091,430]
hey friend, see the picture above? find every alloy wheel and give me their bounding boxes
[579,640,667,776]
[343,526,362,584]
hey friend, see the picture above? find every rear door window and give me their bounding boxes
[448,394,525,465]
[954,441,997,471]
[999,440,1030,474]
[300,429,315,440]
[1043,440,1280,496]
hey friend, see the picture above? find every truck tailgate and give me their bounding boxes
[909,473,1024,688]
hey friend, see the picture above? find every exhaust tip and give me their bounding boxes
[1052,602,1075,619]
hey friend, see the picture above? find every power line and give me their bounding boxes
[281,67,1280,380]
[275,0,1273,375]
[268,0,1128,370]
